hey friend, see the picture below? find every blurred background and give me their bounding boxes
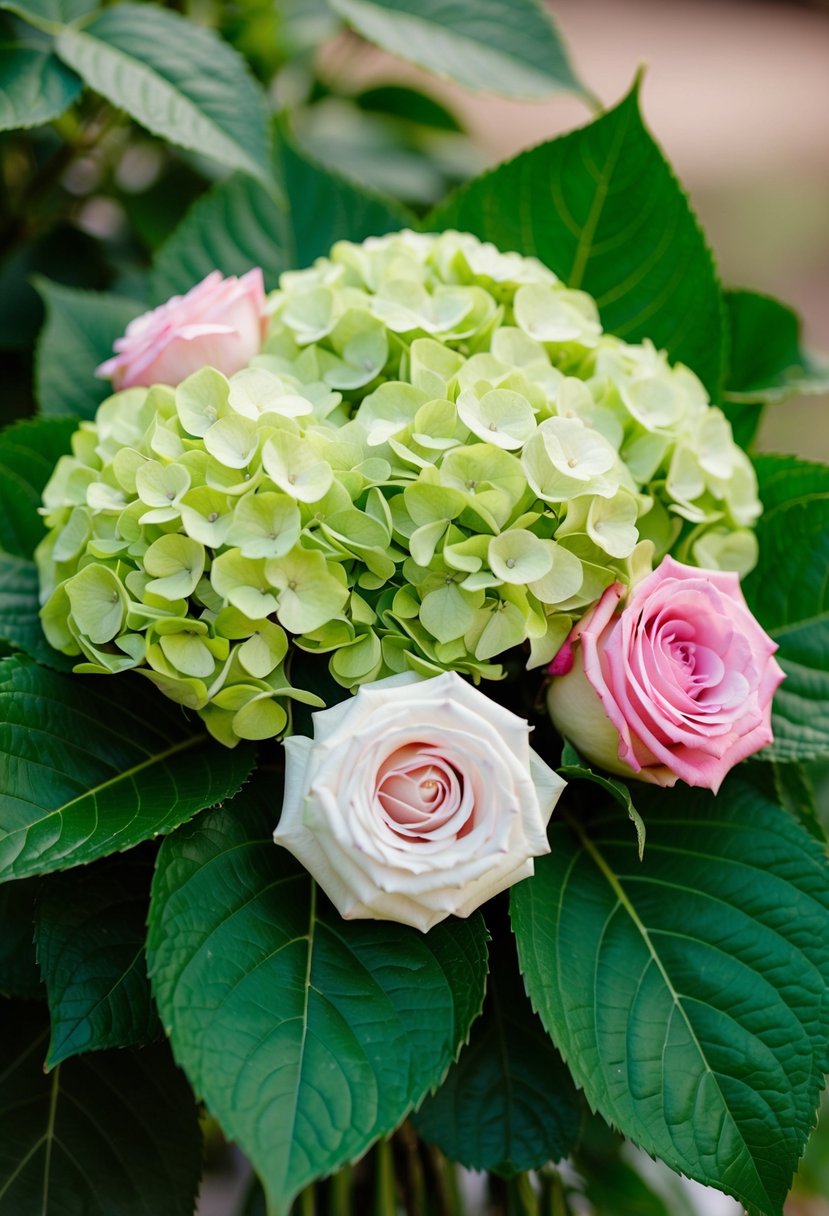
[306,0,829,460]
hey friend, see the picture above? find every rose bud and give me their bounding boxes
[96,269,267,389]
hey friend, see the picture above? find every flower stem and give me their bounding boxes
[373,1137,396,1216]
[329,1163,351,1216]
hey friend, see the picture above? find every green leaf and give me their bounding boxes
[742,455,829,761]
[0,417,76,665]
[725,290,829,405]
[429,81,725,398]
[511,774,829,1216]
[35,279,143,419]
[414,934,581,1176]
[151,175,284,302]
[148,779,489,1215]
[35,851,160,1068]
[0,1000,201,1216]
[0,45,81,131]
[279,136,411,271]
[0,417,76,558]
[328,0,588,100]
[356,83,463,132]
[0,0,97,28]
[770,759,824,843]
[0,879,42,998]
[575,1117,697,1216]
[0,553,71,667]
[559,739,646,859]
[0,655,255,881]
[55,4,271,183]
[151,136,410,300]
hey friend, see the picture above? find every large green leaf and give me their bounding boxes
[328,0,587,100]
[0,1000,201,1216]
[0,655,255,881]
[742,455,829,761]
[151,173,285,302]
[151,137,411,301]
[35,279,143,418]
[725,290,829,405]
[0,44,81,130]
[280,137,411,271]
[413,934,581,1176]
[429,82,725,398]
[148,780,489,1215]
[0,0,97,28]
[55,4,271,182]
[575,1118,697,1216]
[0,879,42,998]
[35,851,160,1068]
[511,775,829,1216]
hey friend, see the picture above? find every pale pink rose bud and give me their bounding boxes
[274,671,566,932]
[547,556,785,794]
[96,269,267,389]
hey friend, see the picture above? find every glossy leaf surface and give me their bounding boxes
[512,776,829,1216]
[0,656,254,880]
[148,781,488,1214]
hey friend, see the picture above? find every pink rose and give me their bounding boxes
[96,269,267,389]
[547,556,784,792]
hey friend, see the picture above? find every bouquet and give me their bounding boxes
[1,36,828,1216]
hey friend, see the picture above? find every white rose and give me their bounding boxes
[273,671,565,932]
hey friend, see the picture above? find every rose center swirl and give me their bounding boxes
[375,743,470,841]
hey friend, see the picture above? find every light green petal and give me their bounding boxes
[404,481,467,526]
[237,621,289,679]
[139,668,209,710]
[330,630,383,686]
[473,599,528,660]
[52,507,91,565]
[410,519,449,567]
[232,695,288,741]
[691,526,759,576]
[587,490,640,558]
[135,460,190,509]
[229,367,314,421]
[226,492,301,559]
[211,548,279,619]
[176,368,230,437]
[40,584,78,654]
[281,286,338,344]
[261,431,334,503]
[527,541,585,605]
[409,338,465,396]
[179,486,235,547]
[514,283,601,345]
[143,534,205,601]
[159,631,218,679]
[420,580,477,644]
[203,414,259,470]
[266,548,349,634]
[488,530,553,584]
[65,564,127,644]
[620,375,685,430]
[457,388,536,450]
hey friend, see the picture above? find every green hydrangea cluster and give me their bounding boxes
[37,230,760,746]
